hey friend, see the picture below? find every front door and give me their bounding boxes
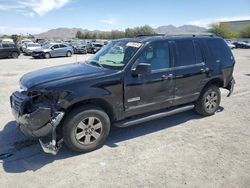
[124,41,175,117]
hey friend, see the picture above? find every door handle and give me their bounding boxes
[162,74,174,80]
[201,68,210,73]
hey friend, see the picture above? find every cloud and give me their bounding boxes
[22,12,35,17]
[0,0,71,16]
[0,26,47,35]
[0,4,24,11]
[188,16,250,28]
[19,0,71,16]
[100,15,117,25]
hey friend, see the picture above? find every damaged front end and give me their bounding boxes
[10,90,66,155]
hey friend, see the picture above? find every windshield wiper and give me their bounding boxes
[85,60,103,68]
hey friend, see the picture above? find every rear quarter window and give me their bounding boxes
[206,39,232,63]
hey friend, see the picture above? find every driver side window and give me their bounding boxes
[135,41,170,71]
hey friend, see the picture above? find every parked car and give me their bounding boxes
[23,43,41,55]
[72,41,87,54]
[31,43,73,59]
[232,41,250,49]
[87,43,104,53]
[226,41,236,49]
[18,39,33,52]
[10,35,235,155]
[0,42,20,59]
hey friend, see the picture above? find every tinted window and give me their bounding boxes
[8,43,15,48]
[207,39,232,62]
[52,45,59,49]
[2,43,9,48]
[59,44,67,48]
[175,40,196,66]
[193,41,204,64]
[135,42,170,71]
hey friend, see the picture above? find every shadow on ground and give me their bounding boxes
[0,107,224,173]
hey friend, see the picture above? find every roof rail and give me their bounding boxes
[166,33,215,37]
[135,34,165,37]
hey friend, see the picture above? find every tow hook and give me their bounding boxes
[39,112,65,155]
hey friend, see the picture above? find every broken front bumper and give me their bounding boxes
[10,91,62,138]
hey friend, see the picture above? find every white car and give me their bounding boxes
[23,43,41,55]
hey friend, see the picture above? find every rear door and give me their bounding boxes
[173,39,208,105]
[59,44,68,56]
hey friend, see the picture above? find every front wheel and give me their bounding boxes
[62,106,110,153]
[11,52,19,59]
[66,51,72,57]
[44,52,51,59]
[195,85,221,116]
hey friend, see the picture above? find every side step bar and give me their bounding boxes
[114,104,194,128]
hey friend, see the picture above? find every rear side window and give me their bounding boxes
[193,41,204,64]
[59,44,67,48]
[207,39,232,62]
[174,40,196,67]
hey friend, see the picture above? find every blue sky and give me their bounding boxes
[0,0,250,34]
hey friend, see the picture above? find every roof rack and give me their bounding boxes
[166,33,215,37]
[135,34,165,37]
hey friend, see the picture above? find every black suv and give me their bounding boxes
[0,43,20,59]
[10,35,235,154]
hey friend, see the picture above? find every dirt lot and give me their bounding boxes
[0,50,250,188]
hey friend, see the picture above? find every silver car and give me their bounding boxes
[32,43,73,59]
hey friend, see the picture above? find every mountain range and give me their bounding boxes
[35,25,206,39]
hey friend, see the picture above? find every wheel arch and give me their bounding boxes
[64,98,116,122]
[202,77,224,91]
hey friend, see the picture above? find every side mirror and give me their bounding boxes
[132,63,151,76]
[51,47,54,50]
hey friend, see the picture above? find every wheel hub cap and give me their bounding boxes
[205,91,218,112]
[75,117,103,145]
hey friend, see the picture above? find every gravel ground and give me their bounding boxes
[0,50,250,188]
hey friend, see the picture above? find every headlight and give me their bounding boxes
[20,84,27,92]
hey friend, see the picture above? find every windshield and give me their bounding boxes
[87,40,142,70]
[43,44,53,49]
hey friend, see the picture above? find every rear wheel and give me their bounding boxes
[44,53,51,59]
[62,106,110,153]
[195,85,221,116]
[11,52,19,59]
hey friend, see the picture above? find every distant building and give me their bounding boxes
[220,20,250,32]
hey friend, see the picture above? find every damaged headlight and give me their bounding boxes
[20,84,27,92]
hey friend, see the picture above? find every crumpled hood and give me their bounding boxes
[33,48,50,52]
[20,63,112,89]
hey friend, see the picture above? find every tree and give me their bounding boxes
[240,25,250,38]
[207,24,231,38]
[76,31,82,39]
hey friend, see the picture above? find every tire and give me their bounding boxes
[66,51,72,57]
[11,52,19,59]
[44,52,51,59]
[195,85,221,116]
[62,106,110,153]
